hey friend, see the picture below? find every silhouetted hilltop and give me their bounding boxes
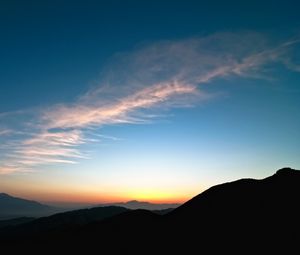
[272,167,300,179]
[170,167,300,219]
[163,167,300,252]
[1,168,300,253]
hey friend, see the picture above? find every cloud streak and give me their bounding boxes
[0,129,13,136]
[1,32,299,174]
[43,81,198,129]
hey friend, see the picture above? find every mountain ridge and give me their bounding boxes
[0,193,57,220]
[1,167,300,253]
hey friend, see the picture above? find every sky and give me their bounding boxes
[0,0,300,205]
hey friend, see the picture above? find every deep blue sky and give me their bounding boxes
[1,0,299,110]
[0,0,300,203]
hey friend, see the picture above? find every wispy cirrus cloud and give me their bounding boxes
[43,81,198,129]
[0,82,198,174]
[0,166,20,175]
[1,32,299,174]
[0,129,13,136]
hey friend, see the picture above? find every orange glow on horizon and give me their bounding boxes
[38,192,190,205]
[1,177,201,205]
[121,190,191,204]
[6,189,193,205]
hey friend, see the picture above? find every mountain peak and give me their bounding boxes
[275,167,299,176]
[126,200,140,204]
[0,193,11,198]
[0,193,54,219]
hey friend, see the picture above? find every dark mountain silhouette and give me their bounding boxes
[163,167,300,252]
[0,193,58,219]
[151,207,175,215]
[44,200,179,211]
[1,168,300,253]
[0,217,35,228]
[0,206,129,240]
[99,200,180,210]
[170,167,300,218]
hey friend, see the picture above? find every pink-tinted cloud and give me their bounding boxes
[43,81,198,129]
[13,130,87,167]
[1,81,198,172]
[0,166,18,175]
[1,32,299,174]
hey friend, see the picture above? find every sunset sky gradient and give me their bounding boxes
[0,1,300,205]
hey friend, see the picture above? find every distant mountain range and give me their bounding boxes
[0,193,58,220]
[0,192,179,220]
[1,167,300,253]
[99,200,180,210]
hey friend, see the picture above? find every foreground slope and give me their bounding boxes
[165,167,300,250]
